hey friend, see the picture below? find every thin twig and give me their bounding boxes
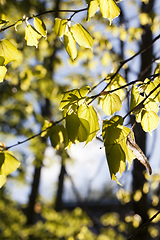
[5,117,65,150]
[127,210,160,240]
[0,8,88,32]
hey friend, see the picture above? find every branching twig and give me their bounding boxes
[0,8,88,32]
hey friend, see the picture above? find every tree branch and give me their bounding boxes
[127,210,160,240]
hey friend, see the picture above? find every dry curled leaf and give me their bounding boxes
[126,131,152,175]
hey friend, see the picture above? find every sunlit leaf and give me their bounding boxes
[0,151,20,176]
[64,31,77,60]
[102,115,136,184]
[59,86,90,111]
[101,93,122,115]
[83,105,100,144]
[130,84,144,114]
[105,74,127,100]
[71,23,93,49]
[25,24,42,47]
[50,125,68,150]
[144,98,159,113]
[54,18,68,37]
[0,175,6,188]
[0,66,7,82]
[144,78,160,102]
[99,0,120,23]
[41,120,52,137]
[77,104,90,142]
[66,113,80,143]
[87,0,99,20]
[34,17,47,38]
[0,39,19,65]
[141,110,159,133]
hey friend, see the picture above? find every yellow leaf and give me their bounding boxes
[102,93,122,115]
[34,17,47,38]
[0,39,19,65]
[87,0,99,20]
[64,31,77,60]
[0,175,6,188]
[99,0,120,23]
[25,24,42,47]
[54,18,68,37]
[141,110,159,133]
[0,66,7,82]
[71,23,93,49]
[0,151,20,176]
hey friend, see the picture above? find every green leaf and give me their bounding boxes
[50,125,68,150]
[34,17,47,38]
[105,74,127,100]
[130,84,144,114]
[0,39,19,65]
[144,78,160,102]
[64,31,77,60]
[0,175,6,188]
[101,93,122,115]
[59,86,90,111]
[102,115,135,184]
[0,66,7,82]
[141,110,159,133]
[25,24,42,47]
[66,113,80,143]
[99,0,120,23]
[71,23,93,49]
[54,18,68,37]
[78,105,100,144]
[41,120,52,137]
[0,151,20,188]
[77,105,90,142]
[144,98,159,113]
[87,0,99,20]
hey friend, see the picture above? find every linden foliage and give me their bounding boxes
[0,0,160,187]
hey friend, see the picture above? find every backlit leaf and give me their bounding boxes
[0,151,20,176]
[102,93,122,115]
[54,18,68,37]
[50,125,68,150]
[34,17,47,38]
[102,115,136,184]
[66,113,80,143]
[87,0,99,20]
[59,86,90,111]
[141,110,159,133]
[0,39,19,65]
[99,0,120,23]
[0,175,6,188]
[82,105,100,144]
[71,23,93,49]
[41,120,52,137]
[0,66,7,82]
[0,151,20,187]
[64,31,77,60]
[25,24,42,47]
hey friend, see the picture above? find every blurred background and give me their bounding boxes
[1,0,160,239]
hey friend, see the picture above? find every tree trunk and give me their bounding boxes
[131,1,154,239]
